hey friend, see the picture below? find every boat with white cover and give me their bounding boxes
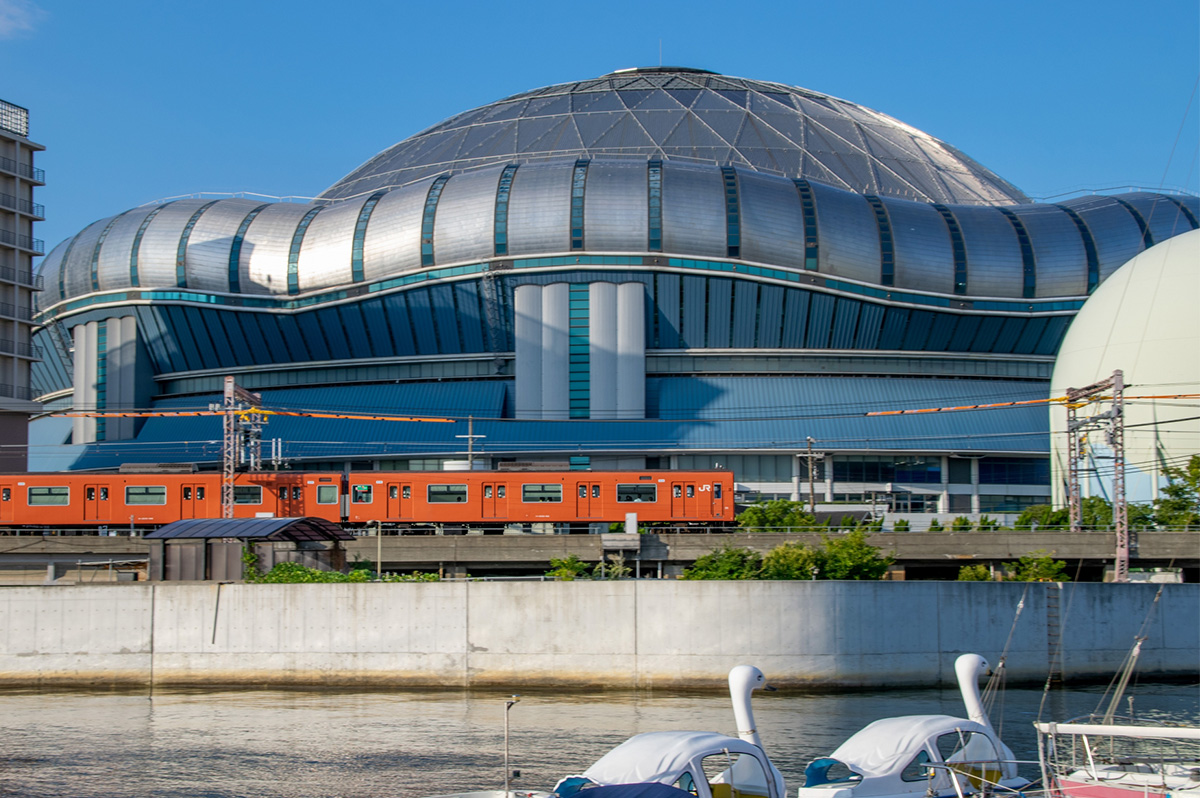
[424,665,783,798]
[795,654,1030,798]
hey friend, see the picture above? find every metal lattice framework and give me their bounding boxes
[1065,370,1128,581]
[215,376,265,519]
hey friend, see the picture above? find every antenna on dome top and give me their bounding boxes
[659,39,662,67]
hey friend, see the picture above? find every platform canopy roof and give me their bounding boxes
[144,517,354,542]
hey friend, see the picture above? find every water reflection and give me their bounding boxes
[0,683,1194,798]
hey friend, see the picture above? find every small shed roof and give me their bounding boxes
[144,517,354,542]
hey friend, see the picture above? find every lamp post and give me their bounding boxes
[503,695,521,796]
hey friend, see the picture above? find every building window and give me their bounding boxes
[570,160,589,250]
[998,208,1037,299]
[287,207,323,296]
[228,204,271,294]
[420,175,451,266]
[647,160,663,251]
[494,165,518,256]
[978,457,1050,485]
[428,484,467,503]
[351,191,389,283]
[125,486,167,505]
[522,484,562,503]
[832,455,941,484]
[980,494,1052,512]
[932,203,968,295]
[864,195,895,287]
[721,166,740,258]
[569,284,589,418]
[793,179,819,270]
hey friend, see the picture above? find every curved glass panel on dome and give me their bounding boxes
[319,68,1029,206]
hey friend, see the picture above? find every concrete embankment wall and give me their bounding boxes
[0,581,1195,688]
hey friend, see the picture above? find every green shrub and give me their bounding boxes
[950,516,973,532]
[957,564,993,581]
[681,546,762,580]
[892,519,910,532]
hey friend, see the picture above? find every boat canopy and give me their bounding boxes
[828,716,993,778]
[582,731,771,786]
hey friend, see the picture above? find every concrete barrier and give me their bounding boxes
[0,581,1195,687]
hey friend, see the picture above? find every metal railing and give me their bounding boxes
[0,228,44,254]
[0,264,43,289]
[0,338,42,358]
[0,302,34,321]
[0,382,32,400]
[0,155,44,183]
[0,192,43,218]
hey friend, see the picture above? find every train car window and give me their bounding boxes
[592,485,599,498]
[673,485,682,498]
[714,484,722,498]
[278,487,287,500]
[388,486,398,499]
[577,485,586,498]
[126,486,167,505]
[234,486,263,505]
[101,488,109,500]
[196,487,205,500]
[352,484,373,503]
[428,484,467,503]
[28,487,70,505]
[87,487,95,501]
[497,485,504,498]
[402,486,411,499]
[485,486,493,499]
[317,485,338,504]
[292,487,302,500]
[687,485,695,498]
[1,488,10,501]
[617,484,656,502]
[183,487,192,500]
[522,484,562,503]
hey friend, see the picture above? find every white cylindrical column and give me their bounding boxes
[616,282,645,420]
[589,282,617,419]
[72,322,96,444]
[514,284,543,420]
[542,283,570,420]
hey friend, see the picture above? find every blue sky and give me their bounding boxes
[2,0,1197,256]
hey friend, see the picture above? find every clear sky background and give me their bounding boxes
[2,0,1197,257]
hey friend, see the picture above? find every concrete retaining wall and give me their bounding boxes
[0,581,1195,687]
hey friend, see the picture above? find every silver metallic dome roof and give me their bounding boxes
[321,67,1029,206]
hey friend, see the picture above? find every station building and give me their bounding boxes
[30,68,1199,519]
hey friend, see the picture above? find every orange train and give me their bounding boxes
[0,469,735,534]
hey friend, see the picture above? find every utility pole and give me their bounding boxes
[1065,370,1128,582]
[211,376,265,519]
[456,415,485,469]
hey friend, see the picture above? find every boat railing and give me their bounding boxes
[923,760,1040,798]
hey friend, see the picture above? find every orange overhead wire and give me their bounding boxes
[865,393,1200,417]
[53,408,455,423]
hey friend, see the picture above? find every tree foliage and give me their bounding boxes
[1010,549,1068,582]
[950,516,973,531]
[736,500,817,532]
[1014,504,1068,531]
[759,541,822,579]
[545,554,594,581]
[820,529,894,580]
[249,561,440,583]
[1155,455,1200,529]
[681,546,763,580]
[957,564,993,581]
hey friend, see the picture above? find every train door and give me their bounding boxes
[575,481,601,518]
[710,480,724,518]
[481,482,508,519]
[0,483,12,523]
[83,484,111,521]
[276,483,302,517]
[670,481,698,518]
[386,482,413,519]
[180,483,208,518]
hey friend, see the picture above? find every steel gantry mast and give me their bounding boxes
[213,376,265,519]
[1065,370,1128,581]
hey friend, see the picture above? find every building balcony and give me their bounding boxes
[0,265,42,290]
[0,338,42,359]
[0,155,44,184]
[0,302,34,321]
[0,229,44,255]
[0,192,44,219]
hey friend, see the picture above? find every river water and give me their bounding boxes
[0,681,1195,798]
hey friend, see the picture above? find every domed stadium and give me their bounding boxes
[32,68,1199,519]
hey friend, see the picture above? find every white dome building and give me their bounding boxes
[1050,228,1200,504]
